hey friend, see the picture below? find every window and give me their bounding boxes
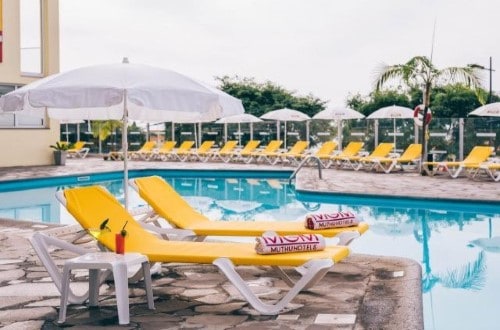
[0,84,46,128]
[20,0,43,76]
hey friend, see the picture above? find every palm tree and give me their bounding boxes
[91,120,122,153]
[374,56,482,174]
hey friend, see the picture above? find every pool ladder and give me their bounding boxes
[288,156,323,184]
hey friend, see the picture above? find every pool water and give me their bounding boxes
[0,172,499,330]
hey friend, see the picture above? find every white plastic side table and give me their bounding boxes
[58,252,155,325]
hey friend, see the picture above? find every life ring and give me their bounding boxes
[413,105,432,126]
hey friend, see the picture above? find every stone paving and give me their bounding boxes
[1,156,496,329]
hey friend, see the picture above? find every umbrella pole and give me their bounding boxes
[337,120,342,151]
[284,121,287,149]
[250,123,254,140]
[123,91,129,209]
[393,118,397,149]
[238,122,241,146]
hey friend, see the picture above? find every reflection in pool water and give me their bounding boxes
[0,174,499,330]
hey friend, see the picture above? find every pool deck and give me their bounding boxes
[0,157,498,329]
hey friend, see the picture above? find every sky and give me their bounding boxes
[58,0,500,107]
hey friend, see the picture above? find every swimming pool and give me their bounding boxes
[0,170,499,330]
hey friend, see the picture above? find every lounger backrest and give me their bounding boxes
[315,141,337,157]
[287,141,308,155]
[158,141,176,153]
[62,186,161,253]
[219,141,238,153]
[240,140,261,155]
[463,146,493,164]
[262,140,283,153]
[138,141,156,152]
[177,141,195,151]
[70,141,86,151]
[133,176,209,228]
[399,144,422,161]
[339,142,364,157]
[196,141,215,153]
[369,143,394,158]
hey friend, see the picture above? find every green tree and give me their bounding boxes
[216,75,327,117]
[347,90,411,116]
[373,56,481,174]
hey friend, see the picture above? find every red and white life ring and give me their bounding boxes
[413,105,432,126]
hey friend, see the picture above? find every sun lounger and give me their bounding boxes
[364,144,422,173]
[327,141,365,169]
[243,140,283,164]
[130,141,156,160]
[300,141,338,167]
[55,185,351,315]
[267,141,309,165]
[130,176,369,245]
[154,141,176,161]
[423,146,493,178]
[168,141,195,161]
[211,140,239,162]
[226,140,261,162]
[186,140,215,162]
[67,141,90,158]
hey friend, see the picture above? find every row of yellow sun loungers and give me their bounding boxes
[128,140,498,180]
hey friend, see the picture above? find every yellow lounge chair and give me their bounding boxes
[365,144,422,173]
[168,141,195,161]
[130,141,156,160]
[67,141,90,158]
[423,146,493,178]
[211,140,239,162]
[186,140,215,162]
[301,141,338,167]
[327,141,365,169]
[130,176,369,245]
[244,140,283,164]
[343,143,394,171]
[228,140,261,162]
[55,185,351,315]
[269,141,309,165]
[155,141,177,161]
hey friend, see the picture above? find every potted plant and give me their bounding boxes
[50,142,72,165]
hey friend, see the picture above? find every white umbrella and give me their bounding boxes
[260,108,311,149]
[0,59,244,207]
[215,113,263,145]
[469,102,500,117]
[367,105,414,149]
[313,106,365,151]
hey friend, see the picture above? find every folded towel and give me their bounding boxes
[255,234,326,255]
[305,211,361,230]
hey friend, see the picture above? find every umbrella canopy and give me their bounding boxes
[260,108,311,149]
[312,106,364,120]
[313,107,365,151]
[367,105,414,149]
[366,105,414,119]
[215,113,263,145]
[0,60,244,207]
[469,102,500,117]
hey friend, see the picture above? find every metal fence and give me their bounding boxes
[61,117,499,160]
